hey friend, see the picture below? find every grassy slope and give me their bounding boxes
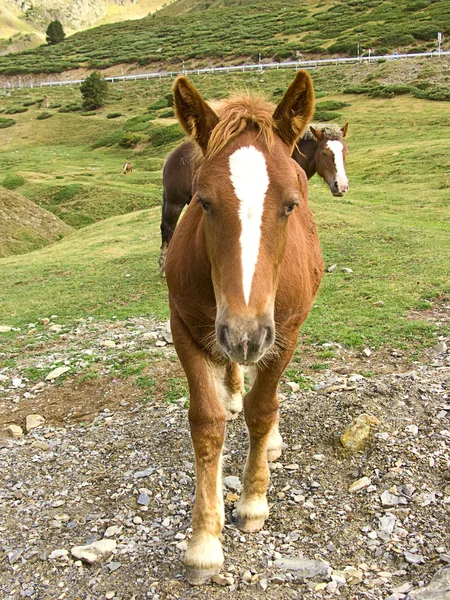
[0,69,449,350]
[0,0,448,76]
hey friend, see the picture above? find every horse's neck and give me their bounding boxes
[293,138,318,179]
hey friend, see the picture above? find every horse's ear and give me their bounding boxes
[173,76,219,154]
[273,70,315,150]
[309,126,323,141]
[341,123,349,138]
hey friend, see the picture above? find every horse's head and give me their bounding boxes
[310,124,349,196]
[173,72,314,364]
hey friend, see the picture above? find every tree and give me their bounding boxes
[46,20,65,45]
[80,72,108,110]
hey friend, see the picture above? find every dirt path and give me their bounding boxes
[0,316,449,599]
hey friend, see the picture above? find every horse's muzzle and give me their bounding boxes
[216,316,275,364]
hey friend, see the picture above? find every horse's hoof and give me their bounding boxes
[185,565,220,586]
[267,447,282,462]
[236,514,266,533]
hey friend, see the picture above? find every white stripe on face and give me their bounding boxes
[326,140,348,190]
[229,146,269,305]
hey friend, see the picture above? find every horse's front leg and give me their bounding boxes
[170,313,226,585]
[236,345,295,532]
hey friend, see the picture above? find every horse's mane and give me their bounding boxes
[302,123,344,141]
[205,95,276,159]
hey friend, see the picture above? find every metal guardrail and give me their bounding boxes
[2,50,450,90]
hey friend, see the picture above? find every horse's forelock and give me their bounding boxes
[303,123,344,142]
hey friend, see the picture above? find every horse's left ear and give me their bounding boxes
[173,76,219,154]
[341,123,349,138]
[273,70,315,150]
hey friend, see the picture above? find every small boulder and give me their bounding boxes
[340,414,380,452]
[71,539,116,564]
[26,414,45,432]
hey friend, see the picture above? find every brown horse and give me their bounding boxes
[165,71,323,585]
[123,161,132,175]
[159,122,348,274]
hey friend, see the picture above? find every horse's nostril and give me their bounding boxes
[218,325,231,352]
[334,181,339,190]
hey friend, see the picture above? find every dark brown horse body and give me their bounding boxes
[165,72,323,585]
[159,123,348,274]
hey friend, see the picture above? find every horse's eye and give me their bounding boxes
[198,197,210,211]
[285,202,298,216]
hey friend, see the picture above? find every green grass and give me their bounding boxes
[0,69,449,353]
[0,0,448,76]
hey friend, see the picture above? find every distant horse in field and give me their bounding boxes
[159,122,348,274]
[123,161,133,175]
[165,71,323,584]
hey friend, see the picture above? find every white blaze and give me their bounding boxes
[326,140,348,189]
[229,146,269,305]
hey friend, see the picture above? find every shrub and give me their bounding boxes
[23,99,37,107]
[0,117,16,128]
[37,111,53,120]
[159,109,175,118]
[49,103,62,109]
[165,93,174,107]
[2,174,25,190]
[119,132,141,148]
[148,124,184,147]
[5,107,28,114]
[52,184,83,204]
[148,98,168,111]
[80,71,108,110]
[91,129,126,149]
[55,175,64,179]
[315,100,350,111]
[313,109,342,122]
[123,114,154,131]
[107,112,122,119]
[58,103,82,113]
[46,20,66,45]
[81,111,97,116]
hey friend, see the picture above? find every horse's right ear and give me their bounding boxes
[273,70,315,150]
[173,76,219,154]
[309,126,323,141]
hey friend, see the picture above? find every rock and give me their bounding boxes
[363,347,372,357]
[107,562,121,572]
[327,264,337,272]
[49,549,69,559]
[242,570,252,582]
[341,267,353,273]
[0,325,12,333]
[284,463,300,470]
[404,550,425,564]
[155,340,166,347]
[103,340,116,348]
[104,525,120,538]
[105,593,115,600]
[8,548,24,565]
[286,381,300,392]
[12,378,22,388]
[46,366,70,380]
[8,424,23,438]
[405,424,419,435]
[41,318,50,325]
[349,476,371,493]
[373,300,384,306]
[433,341,448,354]
[30,440,49,451]
[340,414,380,452]
[409,566,450,599]
[137,492,150,506]
[381,490,399,507]
[212,574,234,586]
[379,513,396,537]
[71,539,116,564]
[259,578,268,591]
[49,324,62,332]
[26,414,45,432]
[344,566,363,584]
[134,467,154,478]
[223,476,242,493]
[274,557,331,579]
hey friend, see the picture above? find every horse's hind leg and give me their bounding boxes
[171,313,226,585]
[159,191,188,276]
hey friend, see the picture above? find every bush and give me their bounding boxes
[2,174,25,190]
[80,71,108,110]
[49,103,62,109]
[23,99,37,107]
[5,107,28,114]
[91,129,126,149]
[148,98,168,111]
[313,109,342,122]
[81,111,97,116]
[315,100,350,111]
[159,109,175,118]
[165,93,174,108]
[123,114,154,131]
[148,124,184,147]
[58,103,82,113]
[0,117,16,128]
[46,20,65,45]
[119,132,141,148]
[52,184,83,204]
[107,112,122,119]
[36,111,53,120]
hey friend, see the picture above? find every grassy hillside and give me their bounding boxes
[0,68,449,351]
[0,0,448,77]
[0,188,72,256]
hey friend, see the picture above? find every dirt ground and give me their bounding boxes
[0,311,449,600]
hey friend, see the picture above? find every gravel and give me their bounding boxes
[0,313,449,599]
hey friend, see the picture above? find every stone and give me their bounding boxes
[49,549,69,559]
[137,492,150,506]
[327,264,337,272]
[212,574,234,586]
[404,550,425,564]
[71,539,116,564]
[155,340,166,347]
[344,566,363,584]
[274,557,331,579]
[405,424,419,435]
[381,490,399,508]
[134,467,154,478]
[46,366,70,380]
[433,341,448,353]
[363,347,372,357]
[104,525,120,538]
[349,476,371,493]
[8,424,23,438]
[0,325,12,333]
[342,267,353,273]
[49,324,62,332]
[340,414,380,451]
[12,378,22,388]
[223,476,242,493]
[105,593,115,599]
[31,440,49,451]
[409,566,450,599]
[107,562,121,572]
[103,340,116,348]
[26,414,45,432]
[286,382,300,392]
